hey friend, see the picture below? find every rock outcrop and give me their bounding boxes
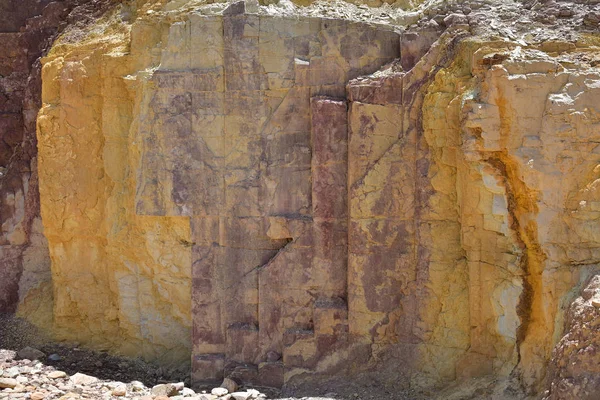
[1,0,600,397]
[545,273,600,400]
[0,0,115,322]
[0,0,76,317]
[1,0,44,313]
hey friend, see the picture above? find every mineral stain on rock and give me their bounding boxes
[3,0,600,398]
[0,0,115,318]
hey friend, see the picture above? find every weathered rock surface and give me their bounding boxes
[0,0,597,397]
[544,274,600,400]
[0,378,17,389]
[0,0,56,317]
[17,346,45,361]
[151,383,179,397]
[0,0,115,325]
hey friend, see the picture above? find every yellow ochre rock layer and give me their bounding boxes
[34,0,600,395]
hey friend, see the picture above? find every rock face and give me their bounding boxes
[545,274,600,400]
[6,0,600,396]
[0,0,115,321]
[0,0,68,316]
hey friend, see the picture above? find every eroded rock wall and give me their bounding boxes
[32,0,600,395]
[545,273,600,400]
[460,47,600,392]
[37,11,193,364]
[1,0,46,315]
[0,0,117,326]
[0,0,85,319]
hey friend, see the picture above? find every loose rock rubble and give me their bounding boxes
[1,315,418,400]
[0,348,270,400]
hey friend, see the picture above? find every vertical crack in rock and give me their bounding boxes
[492,84,546,391]
[481,76,547,389]
[465,57,550,389]
[484,154,542,361]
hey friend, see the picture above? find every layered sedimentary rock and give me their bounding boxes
[28,0,600,396]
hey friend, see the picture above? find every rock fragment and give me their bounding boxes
[230,392,252,400]
[220,377,238,393]
[198,394,219,400]
[4,367,19,378]
[152,383,179,397]
[48,371,67,379]
[443,13,468,26]
[17,347,45,361]
[181,387,196,396]
[558,5,574,18]
[131,380,145,391]
[111,383,127,396]
[0,377,18,388]
[246,389,262,398]
[69,373,98,385]
[211,387,229,396]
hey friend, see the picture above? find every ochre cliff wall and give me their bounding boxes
[32,0,600,396]
[0,0,54,316]
[38,10,192,364]
[0,0,103,320]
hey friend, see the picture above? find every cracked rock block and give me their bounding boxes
[132,12,400,386]
[226,323,260,364]
[347,71,418,346]
[314,297,349,338]
[282,328,317,369]
[129,6,408,385]
[311,97,349,301]
[258,361,284,388]
[192,353,226,383]
[225,362,259,386]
